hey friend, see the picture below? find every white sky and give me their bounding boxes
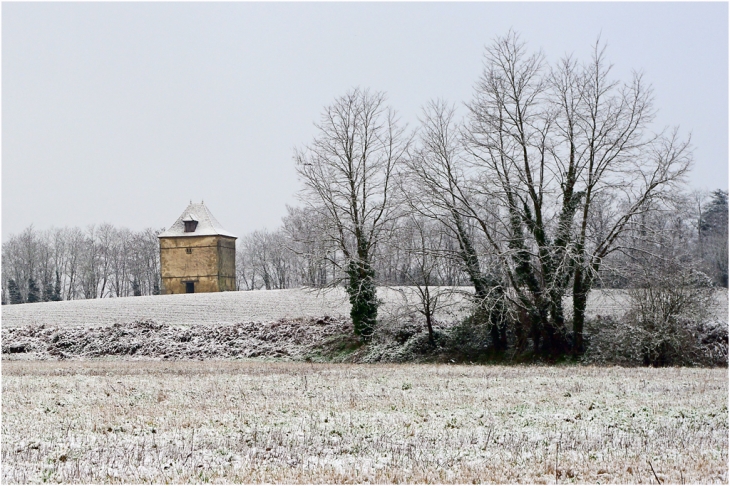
[3,2,728,241]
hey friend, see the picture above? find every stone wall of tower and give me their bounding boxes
[159,235,236,294]
[216,237,237,291]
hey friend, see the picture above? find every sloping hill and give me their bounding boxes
[2,287,727,329]
[2,288,351,328]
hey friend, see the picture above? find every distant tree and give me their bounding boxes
[3,224,163,301]
[282,205,334,287]
[27,277,40,303]
[235,242,258,291]
[109,227,131,297]
[132,279,142,297]
[701,190,728,233]
[42,278,54,302]
[8,279,22,304]
[245,230,277,290]
[64,227,85,300]
[700,189,729,287]
[52,270,62,301]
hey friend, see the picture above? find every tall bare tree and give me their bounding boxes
[295,88,410,340]
[404,99,510,350]
[462,32,692,355]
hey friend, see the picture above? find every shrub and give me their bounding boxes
[585,266,727,366]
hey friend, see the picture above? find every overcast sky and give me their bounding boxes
[3,2,728,241]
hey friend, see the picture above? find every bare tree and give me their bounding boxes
[236,240,257,291]
[282,205,334,287]
[238,229,294,290]
[129,228,162,296]
[109,227,132,297]
[405,99,510,350]
[460,32,692,355]
[394,214,456,345]
[295,88,410,340]
[2,226,35,302]
[3,224,162,302]
[80,225,101,299]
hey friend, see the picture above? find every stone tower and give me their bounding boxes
[158,201,237,294]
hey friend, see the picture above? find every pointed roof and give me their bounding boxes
[158,201,237,239]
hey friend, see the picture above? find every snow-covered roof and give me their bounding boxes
[158,202,237,239]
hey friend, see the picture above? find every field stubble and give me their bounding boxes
[2,362,727,484]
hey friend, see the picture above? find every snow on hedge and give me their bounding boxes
[2,287,727,329]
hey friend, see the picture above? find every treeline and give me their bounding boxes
[237,191,728,293]
[236,206,472,291]
[8,186,724,303]
[4,188,726,303]
[2,225,161,304]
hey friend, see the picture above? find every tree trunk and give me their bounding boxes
[347,238,377,341]
[425,312,435,346]
[453,210,508,350]
[572,270,589,355]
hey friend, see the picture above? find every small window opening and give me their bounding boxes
[186,248,193,254]
[186,282,195,293]
[184,220,198,232]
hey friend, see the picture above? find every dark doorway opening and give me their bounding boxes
[186,282,195,293]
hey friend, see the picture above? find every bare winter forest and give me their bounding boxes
[4,33,728,364]
[2,30,729,484]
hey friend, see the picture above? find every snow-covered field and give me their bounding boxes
[4,287,726,329]
[2,288,353,329]
[2,361,726,484]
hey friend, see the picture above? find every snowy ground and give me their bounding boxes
[3,287,726,329]
[2,288,353,329]
[2,362,726,484]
